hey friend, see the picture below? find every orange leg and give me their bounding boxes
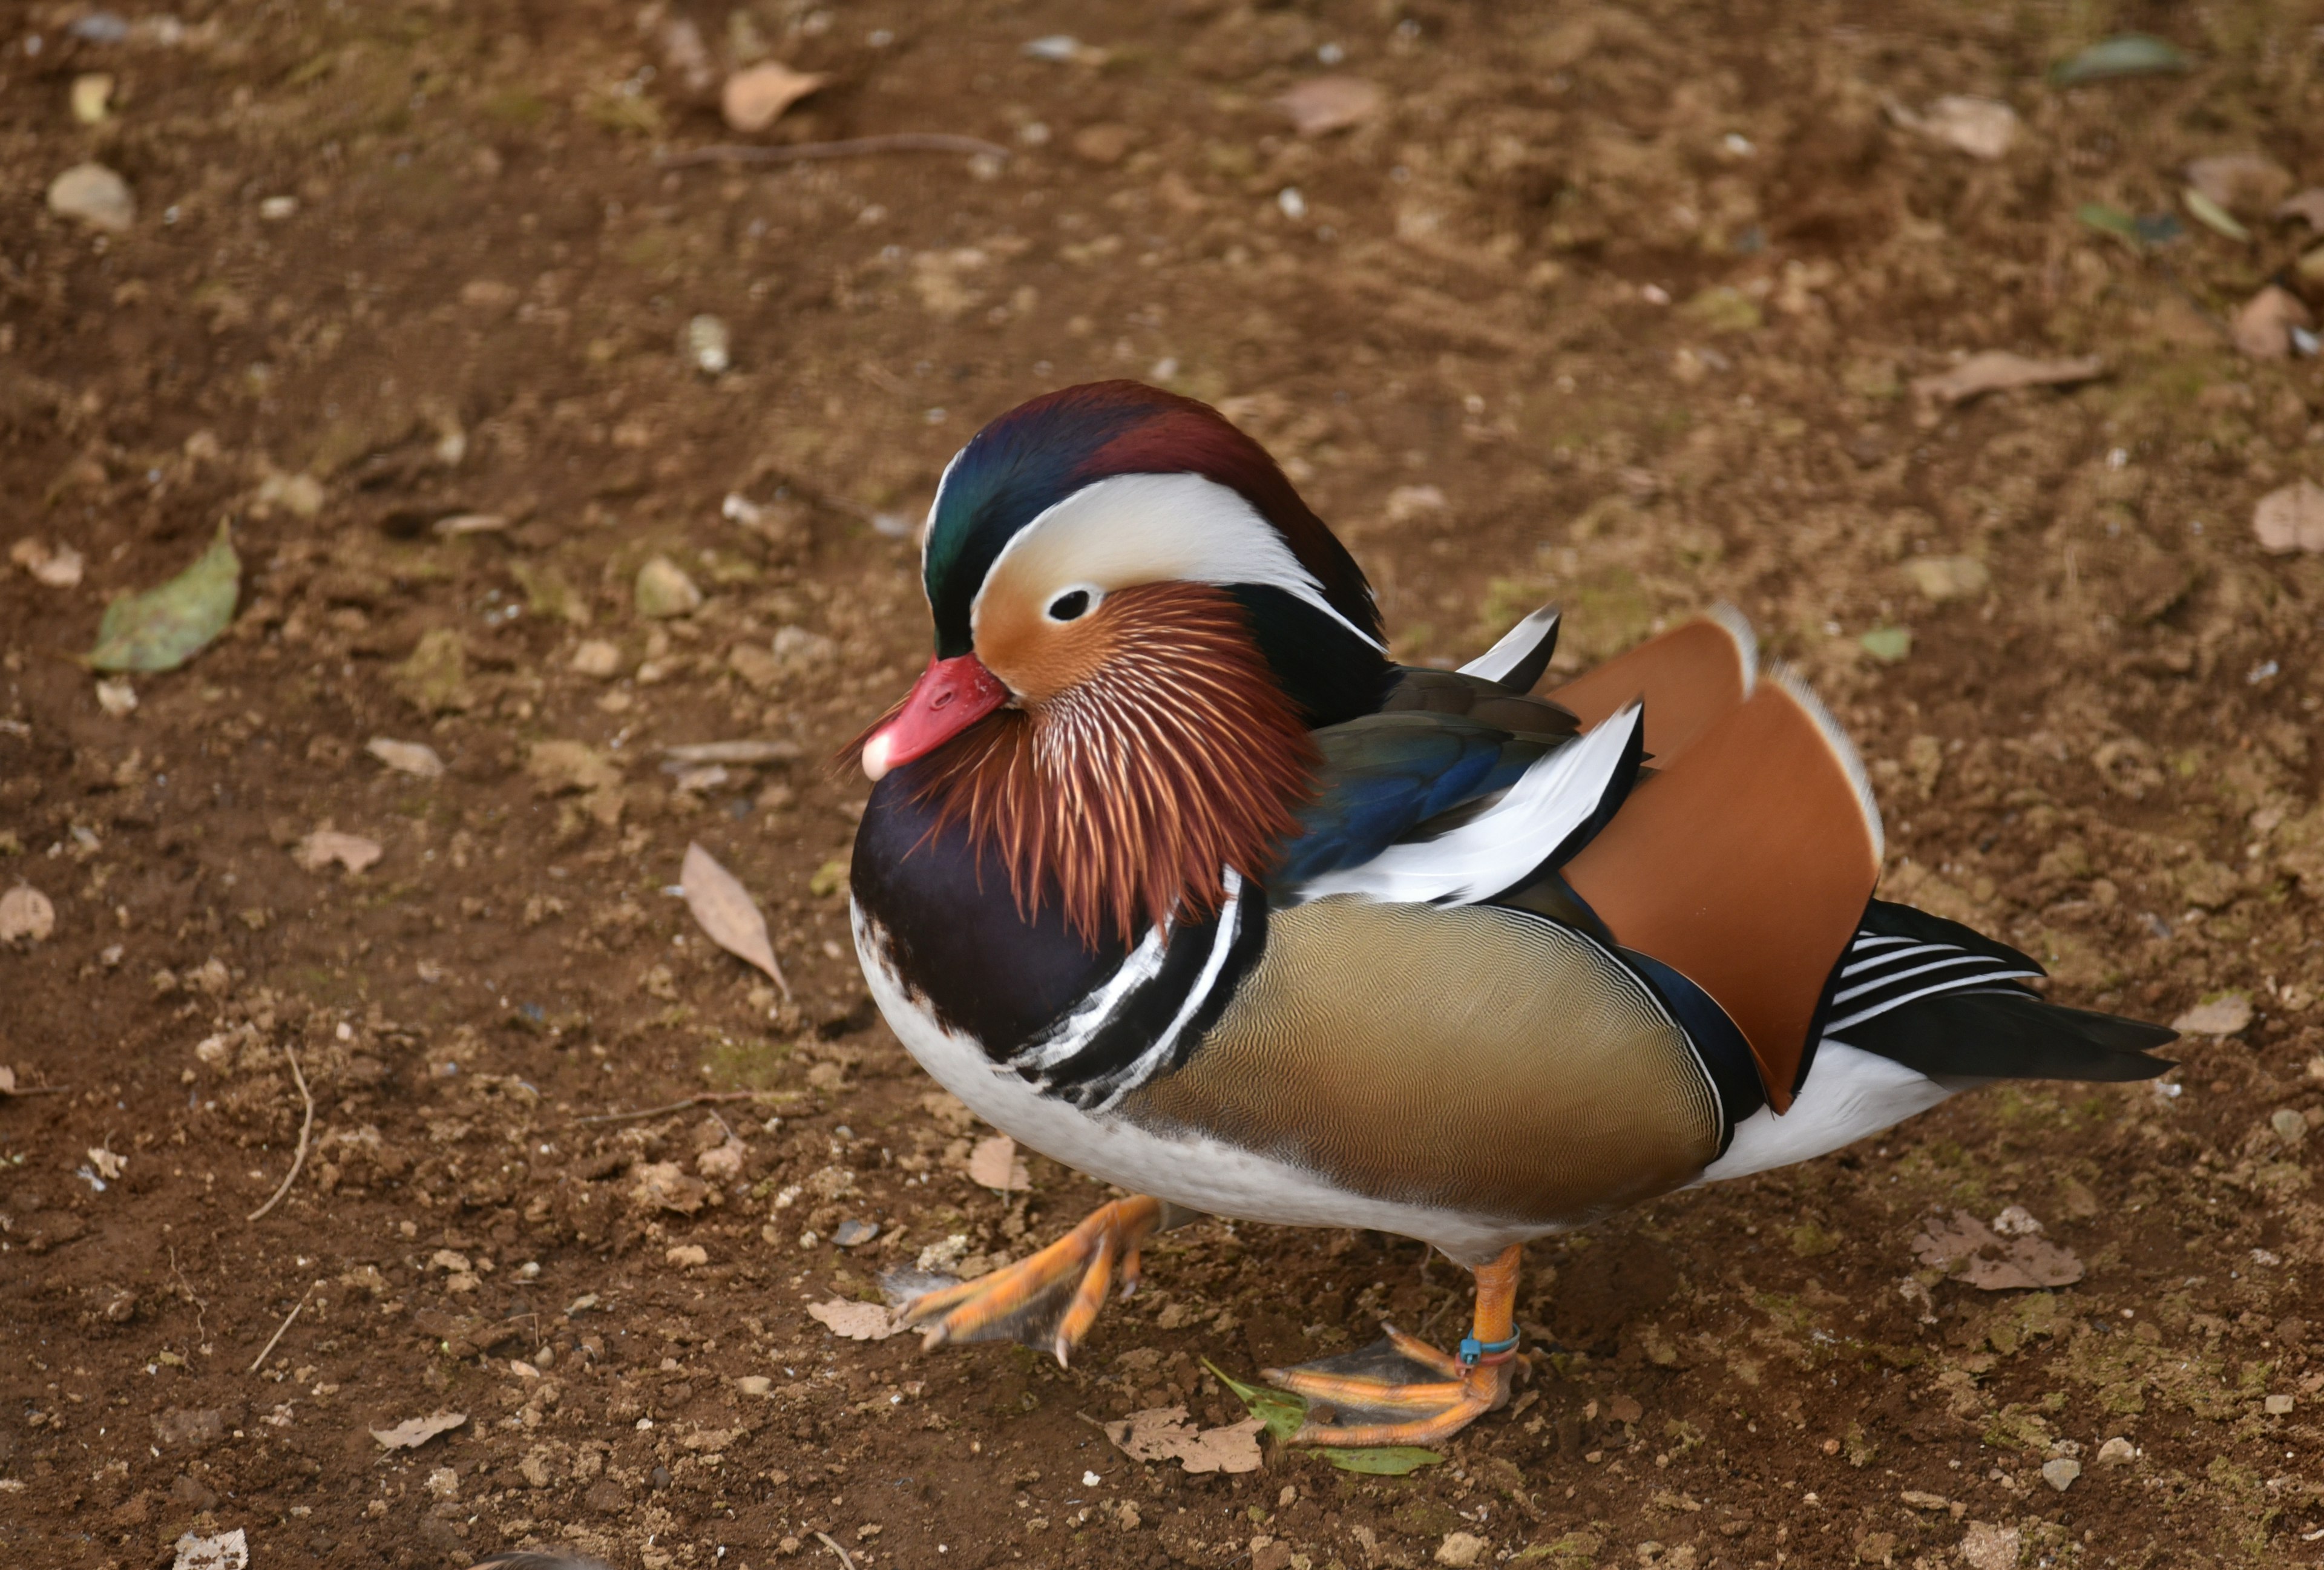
[1264,1243,1523,1448]
[898,1195,1173,1367]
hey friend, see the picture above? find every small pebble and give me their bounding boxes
[2040,1457,2081,1493]
[683,314,731,376]
[47,161,135,232]
[70,73,113,124]
[2266,1394,2296,1416]
[737,1375,772,1396]
[2272,1108,2308,1146]
[571,639,623,678]
[635,556,704,619]
[258,195,298,220]
[833,1219,879,1247]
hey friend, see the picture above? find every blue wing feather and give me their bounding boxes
[1268,712,1539,887]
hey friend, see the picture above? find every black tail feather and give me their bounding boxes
[1843,989,2173,1082]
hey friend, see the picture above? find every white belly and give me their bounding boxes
[854,902,1550,1261]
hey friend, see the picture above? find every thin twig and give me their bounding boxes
[569,1091,787,1127]
[0,1085,73,1097]
[813,1530,859,1570]
[168,1246,208,1338]
[656,133,1011,169]
[246,1045,313,1222]
[247,1283,316,1375]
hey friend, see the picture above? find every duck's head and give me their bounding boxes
[858,380,1390,942]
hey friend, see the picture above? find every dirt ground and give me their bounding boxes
[7,2,2324,1567]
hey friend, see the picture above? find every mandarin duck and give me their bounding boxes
[848,381,2173,1447]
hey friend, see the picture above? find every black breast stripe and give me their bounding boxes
[1013,872,1270,1111]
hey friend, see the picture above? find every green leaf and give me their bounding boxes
[1859,625,1912,665]
[1201,1359,1445,1475]
[2181,186,2251,242]
[1319,1445,1444,1476]
[2049,33,2191,86]
[2074,202,2140,243]
[88,522,240,672]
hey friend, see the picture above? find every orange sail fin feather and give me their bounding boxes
[1561,671,1883,1112]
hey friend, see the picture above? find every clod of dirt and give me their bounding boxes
[572,639,623,678]
[87,522,240,673]
[1069,124,1134,166]
[395,629,475,713]
[2171,992,2252,1036]
[2097,1437,2138,1467]
[2280,188,2324,228]
[807,1298,904,1341]
[1903,555,1990,602]
[2231,285,2310,358]
[631,1161,712,1214]
[171,1528,248,1570]
[2186,152,2294,216]
[635,555,704,619]
[527,740,622,795]
[968,1134,1029,1191]
[70,73,113,125]
[720,61,829,133]
[1911,1210,2083,1289]
[1910,352,2106,408]
[2042,1457,2083,1491]
[1103,1407,1265,1474]
[0,884,57,945]
[47,161,135,232]
[366,737,445,779]
[683,315,732,377]
[1434,1532,1488,1568]
[1276,77,1383,138]
[1960,1522,2023,1570]
[369,1411,467,1450]
[296,829,383,875]
[10,537,84,587]
[680,841,790,997]
[1889,95,2018,160]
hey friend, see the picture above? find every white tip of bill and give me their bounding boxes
[861,731,894,782]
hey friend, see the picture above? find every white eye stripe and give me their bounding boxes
[971,472,1384,651]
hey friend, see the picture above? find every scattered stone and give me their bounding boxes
[296,829,384,875]
[2187,152,2293,216]
[2232,285,2311,359]
[365,737,445,779]
[663,740,803,766]
[635,555,704,618]
[1434,1531,1488,1568]
[833,1219,880,1247]
[70,73,114,124]
[665,1243,709,1267]
[720,61,828,132]
[630,1161,711,1215]
[2040,1457,2081,1492]
[258,194,297,220]
[1276,76,1383,137]
[2096,1436,2136,1467]
[2253,479,2324,555]
[697,1139,747,1180]
[2171,993,2252,1037]
[9,538,84,587]
[94,676,137,717]
[573,639,624,678]
[683,314,731,376]
[1069,123,1134,166]
[2273,1108,2308,1147]
[737,1375,772,1397]
[1903,555,1990,602]
[1911,352,2105,407]
[172,1528,249,1570]
[1959,1522,2021,1570]
[527,740,622,795]
[2280,188,2324,229]
[48,162,135,232]
[394,628,474,714]
[0,885,57,945]
[1900,1490,1951,1511]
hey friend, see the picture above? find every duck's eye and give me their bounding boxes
[1046,589,1092,622]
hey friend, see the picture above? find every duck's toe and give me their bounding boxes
[1263,1333,1510,1447]
[896,1194,1168,1366]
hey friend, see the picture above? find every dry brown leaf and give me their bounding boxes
[1103,1407,1265,1474]
[1276,76,1383,137]
[364,737,444,779]
[968,1134,1030,1191]
[2186,152,2293,216]
[1910,352,2105,407]
[807,1298,903,1341]
[2231,285,2311,359]
[1892,95,2018,160]
[2171,993,2253,1036]
[0,884,57,944]
[369,1411,467,1449]
[2254,481,2324,555]
[721,62,829,133]
[296,829,383,875]
[1911,1211,2083,1290]
[681,842,791,999]
[2279,188,2324,229]
[10,537,85,588]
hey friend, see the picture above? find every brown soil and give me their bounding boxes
[6,3,2324,1568]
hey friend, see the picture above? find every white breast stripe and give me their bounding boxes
[1288,703,1641,908]
[1080,870,1247,1112]
[1013,913,1174,1072]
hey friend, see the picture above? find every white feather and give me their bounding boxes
[1691,1041,1977,1184]
[1458,604,1559,687]
[971,471,1385,653]
[1288,703,1641,907]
